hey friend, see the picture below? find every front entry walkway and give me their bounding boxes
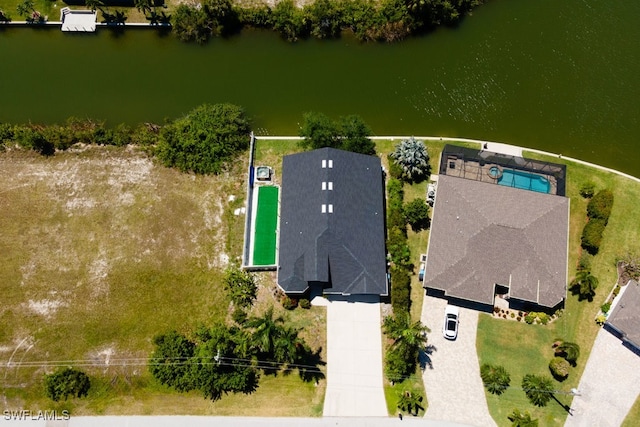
[322,295,387,417]
[564,328,640,426]
[421,296,497,427]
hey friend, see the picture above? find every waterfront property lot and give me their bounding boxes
[477,153,640,427]
[0,146,325,416]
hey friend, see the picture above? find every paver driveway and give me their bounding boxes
[564,327,640,427]
[323,295,387,417]
[421,296,496,427]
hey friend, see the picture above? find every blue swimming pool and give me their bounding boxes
[498,169,551,194]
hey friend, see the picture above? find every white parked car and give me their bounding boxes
[443,305,460,340]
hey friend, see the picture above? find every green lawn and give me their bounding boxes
[477,152,640,426]
[0,146,325,416]
[622,394,640,427]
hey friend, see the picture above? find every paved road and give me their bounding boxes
[421,296,497,427]
[322,296,387,417]
[1,416,476,427]
[564,328,640,427]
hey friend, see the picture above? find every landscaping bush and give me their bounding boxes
[577,251,593,272]
[549,357,570,381]
[570,270,599,301]
[581,218,606,255]
[524,312,536,324]
[390,266,411,314]
[387,153,404,180]
[231,307,248,325]
[281,296,298,310]
[508,409,539,427]
[601,302,611,314]
[538,312,549,325]
[480,364,510,395]
[44,368,91,401]
[299,298,311,309]
[586,189,614,222]
[579,182,595,198]
[554,341,580,365]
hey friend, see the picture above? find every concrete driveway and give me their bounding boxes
[421,296,497,427]
[322,295,387,417]
[564,327,640,426]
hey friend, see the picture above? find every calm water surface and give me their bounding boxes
[1,0,639,176]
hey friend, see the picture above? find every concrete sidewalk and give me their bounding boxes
[564,328,640,427]
[322,296,387,417]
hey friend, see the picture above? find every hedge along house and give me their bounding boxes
[422,145,569,312]
[277,148,388,297]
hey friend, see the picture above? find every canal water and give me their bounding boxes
[1,0,639,176]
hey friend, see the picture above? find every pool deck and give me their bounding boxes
[444,158,558,195]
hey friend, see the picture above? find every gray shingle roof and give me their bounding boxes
[607,280,640,348]
[423,174,568,307]
[277,148,387,296]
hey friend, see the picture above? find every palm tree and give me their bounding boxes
[383,312,429,352]
[273,326,308,365]
[397,389,424,416]
[246,306,286,356]
[480,363,511,395]
[134,0,153,15]
[85,0,104,12]
[522,374,554,407]
[570,270,598,301]
[390,137,431,183]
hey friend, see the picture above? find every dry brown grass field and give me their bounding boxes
[0,145,326,415]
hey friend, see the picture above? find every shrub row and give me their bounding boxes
[386,177,412,314]
[580,189,614,255]
[0,103,250,176]
[172,0,485,44]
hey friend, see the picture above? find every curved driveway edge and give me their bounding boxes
[421,296,497,427]
[322,296,387,417]
[564,328,640,427]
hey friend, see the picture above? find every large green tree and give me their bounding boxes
[149,330,196,391]
[44,368,91,401]
[299,112,340,150]
[156,103,250,174]
[223,267,257,309]
[521,374,554,407]
[404,198,430,232]
[339,115,375,155]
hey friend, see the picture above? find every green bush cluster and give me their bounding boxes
[548,357,570,381]
[0,119,158,156]
[382,313,428,383]
[586,189,614,223]
[223,267,258,309]
[150,309,320,401]
[281,296,299,310]
[404,198,430,232]
[580,189,614,255]
[581,219,606,255]
[298,112,375,155]
[579,181,595,198]
[44,368,91,402]
[386,177,412,314]
[228,0,484,43]
[524,311,550,325]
